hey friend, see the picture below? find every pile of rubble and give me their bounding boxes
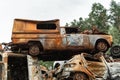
[40,45,120,80]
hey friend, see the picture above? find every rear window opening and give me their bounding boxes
[65,27,79,34]
[37,23,57,29]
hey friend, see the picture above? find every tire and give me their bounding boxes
[29,44,40,56]
[72,72,89,80]
[95,40,109,52]
[110,45,120,58]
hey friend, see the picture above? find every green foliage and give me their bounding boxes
[66,17,92,31]
[39,60,53,69]
[108,26,120,45]
[109,0,120,31]
[68,3,109,32]
[89,3,109,32]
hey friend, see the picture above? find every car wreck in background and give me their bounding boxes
[0,52,42,80]
[53,52,120,80]
[11,19,113,56]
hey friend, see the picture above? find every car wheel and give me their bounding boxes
[110,45,120,58]
[73,72,89,80]
[96,41,109,52]
[29,44,40,56]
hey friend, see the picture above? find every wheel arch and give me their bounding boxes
[28,40,44,51]
[95,38,110,48]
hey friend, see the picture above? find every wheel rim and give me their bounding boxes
[113,47,120,54]
[97,41,108,52]
[29,45,40,56]
[111,46,120,57]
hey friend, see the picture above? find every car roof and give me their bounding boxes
[14,18,60,23]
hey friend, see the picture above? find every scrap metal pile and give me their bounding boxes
[52,52,120,80]
[0,18,119,80]
[37,50,120,80]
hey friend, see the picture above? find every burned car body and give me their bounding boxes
[11,19,113,56]
[0,52,42,80]
[54,53,120,80]
[54,53,107,80]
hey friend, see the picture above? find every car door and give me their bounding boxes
[66,34,84,47]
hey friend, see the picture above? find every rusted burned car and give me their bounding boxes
[0,52,43,80]
[54,53,107,80]
[54,53,120,80]
[11,19,113,56]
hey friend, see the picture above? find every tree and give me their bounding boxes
[68,3,109,32]
[88,3,109,32]
[66,17,91,31]
[109,0,120,31]
[108,26,120,44]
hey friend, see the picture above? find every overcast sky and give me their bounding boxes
[0,0,119,43]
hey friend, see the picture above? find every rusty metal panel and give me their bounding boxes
[12,19,60,32]
[66,34,84,46]
[87,61,106,77]
[62,53,107,79]
[0,44,2,51]
[12,19,60,44]
[2,53,8,80]
[88,34,113,47]
[27,55,42,80]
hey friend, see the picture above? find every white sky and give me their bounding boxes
[0,0,119,43]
